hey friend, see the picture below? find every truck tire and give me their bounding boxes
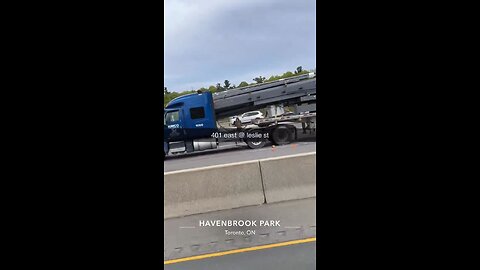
[245,129,267,149]
[246,140,266,149]
[271,125,294,145]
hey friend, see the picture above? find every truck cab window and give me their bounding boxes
[190,107,205,119]
[165,111,179,125]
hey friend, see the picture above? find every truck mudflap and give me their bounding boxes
[163,141,169,159]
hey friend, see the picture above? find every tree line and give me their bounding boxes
[164,66,315,107]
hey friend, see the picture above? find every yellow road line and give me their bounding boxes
[164,237,316,265]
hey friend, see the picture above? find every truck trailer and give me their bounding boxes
[163,72,317,159]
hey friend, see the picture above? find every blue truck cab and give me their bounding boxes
[164,92,217,158]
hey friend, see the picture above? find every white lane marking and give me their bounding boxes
[164,152,316,175]
[257,151,316,162]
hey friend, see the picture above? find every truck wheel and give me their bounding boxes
[246,140,266,149]
[271,126,294,145]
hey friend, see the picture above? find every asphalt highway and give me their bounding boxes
[164,198,316,269]
[164,198,316,260]
[164,134,316,172]
[164,241,316,270]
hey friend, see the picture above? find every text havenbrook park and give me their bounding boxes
[199,220,280,227]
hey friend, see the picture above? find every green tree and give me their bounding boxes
[164,87,170,95]
[208,85,217,93]
[253,76,266,84]
[238,81,249,87]
[295,66,303,74]
[282,71,294,78]
[216,83,225,92]
[266,75,280,82]
[224,80,231,89]
[163,90,196,107]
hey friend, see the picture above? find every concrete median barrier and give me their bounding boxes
[164,160,265,219]
[259,152,316,203]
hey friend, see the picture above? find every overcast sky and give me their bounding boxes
[164,0,316,92]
